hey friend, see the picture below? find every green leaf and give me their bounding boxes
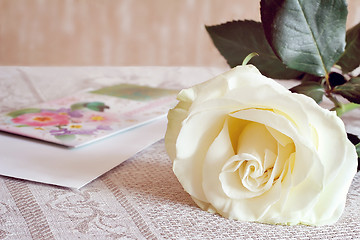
[335,102,360,116]
[333,77,360,104]
[84,102,109,112]
[300,73,323,83]
[260,0,347,77]
[205,20,303,79]
[7,108,41,118]
[290,81,324,103]
[337,22,360,73]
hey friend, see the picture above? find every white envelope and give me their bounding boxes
[0,117,167,189]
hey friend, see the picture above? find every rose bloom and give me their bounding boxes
[12,112,69,127]
[165,65,358,226]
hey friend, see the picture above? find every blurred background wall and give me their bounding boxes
[0,0,359,66]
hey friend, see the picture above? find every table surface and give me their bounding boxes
[0,66,359,240]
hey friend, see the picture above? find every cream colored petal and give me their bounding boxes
[263,148,277,171]
[191,196,217,214]
[236,122,277,161]
[176,103,238,160]
[305,140,358,225]
[177,88,196,103]
[180,71,232,105]
[188,65,290,109]
[229,108,328,220]
[271,142,295,181]
[201,118,236,211]
[220,129,295,203]
[278,154,324,220]
[219,122,279,199]
[173,107,231,202]
[257,160,294,224]
[225,65,289,95]
[291,93,355,184]
[171,96,250,202]
[202,118,284,221]
[224,85,313,141]
[229,109,322,188]
[165,104,190,161]
[226,176,283,221]
[266,126,293,147]
[220,153,263,199]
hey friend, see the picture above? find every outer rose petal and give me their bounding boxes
[165,65,358,226]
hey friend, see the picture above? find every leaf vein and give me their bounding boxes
[295,0,328,75]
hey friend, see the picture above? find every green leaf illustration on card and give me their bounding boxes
[84,102,109,112]
[55,134,76,142]
[70,103,86,111]
[91,84,178,101]
[71,102,109,112]
[0,84,176,148]
[7,108,41,118]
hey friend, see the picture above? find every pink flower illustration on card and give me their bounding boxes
[11,112,69,127]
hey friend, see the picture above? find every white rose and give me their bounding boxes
[165,65,358,226]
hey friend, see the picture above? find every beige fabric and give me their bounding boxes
[0,67,359,239]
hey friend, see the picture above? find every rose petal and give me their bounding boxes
[220,153,263,199]
[202,118,283,221]
[229,109,323,188]
[290,93,350,183]
[173,108,230,201]
[219,122,278,197]
[202,118,235,208]
[306,139,358,225]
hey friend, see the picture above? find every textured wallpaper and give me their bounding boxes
[0,0,359,66]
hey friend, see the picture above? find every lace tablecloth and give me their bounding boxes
[0,66,359,239]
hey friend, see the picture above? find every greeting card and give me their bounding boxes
[0,84,178,148]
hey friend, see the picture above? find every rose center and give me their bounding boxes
[219,121,295,199]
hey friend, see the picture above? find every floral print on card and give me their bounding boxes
[0,84,177,148]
